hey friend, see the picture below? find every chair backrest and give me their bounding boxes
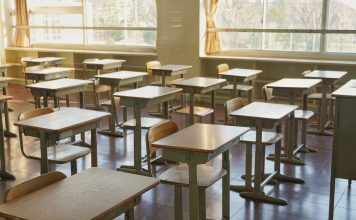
[146,121,178,155]
[146,61,161,75]
[18,107,54,122]
[216,63,229,77]
[302,69,312,77]
[224,97,244,125]
[262,85,276,103]
[4,171,66,203]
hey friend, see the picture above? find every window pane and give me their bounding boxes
[263,33,320,52]
[220,32,262,50]
[28,0,81,7]
[265,0,322,29]
[328,0,356,30]
[31,29,83,44]
[86,30,156,46]
[85,0,157,46]
[327,34,356,53]
[216,0,263,28]
[30,14,83,44]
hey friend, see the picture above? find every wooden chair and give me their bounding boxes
[224,98,283,191]
[216,63,253,99]
[302,70,335,125]
[4,171,66,203]
[147,121,227,219]
[83,58,112,108]
[18,108,91,175]
[262,85,314,153]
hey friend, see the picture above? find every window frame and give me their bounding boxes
[13,0,157,50]
[208,0,356,57]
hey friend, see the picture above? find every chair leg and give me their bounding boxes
[198,187,206,220]
[70,160,77,175]
[174,184,183,220]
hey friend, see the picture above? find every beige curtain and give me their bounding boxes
[14,0,30,47]
[205,0,221,54]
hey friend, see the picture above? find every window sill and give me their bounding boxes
[6,47,158,57]
[200,54,356,66]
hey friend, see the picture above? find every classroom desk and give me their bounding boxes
[0,168,159,220]
[230,102,304,205]
[94,71,148,137]
[114,86,182,176]
[329,80,356,219]
[14,108,110,174]
[303,70,347,136]
[24,67,74,82]
[22,57,65,67]
[266,78,321,165]
[151,64,192,87]
[83,59,126,75]
[25,78,91,109]
[152,123,249,220]
[0,64,11,77]
[0,95,15,180]
[219,68,262,101]
[0,77,16,137]
[171,77,226,125]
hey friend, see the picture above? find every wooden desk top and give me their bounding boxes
[171,77,226,88]
[95,71,147,80]
[219,68,262,78]
[304,70,347,80]
[25,78,91,91]
[24,57,65,63]
[14,107,110,132]
[267,78,321,89]
[114,86,182,100]
[25,67,74,75]
[0,64,12,68]
[0,77,13,82]
[0,168,159,220]
[152,123,249,153]
[230,102,298,121]
[151,64,192,72]
[332,80,356,98]
[83,59,126,65]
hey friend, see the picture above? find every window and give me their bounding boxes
[212,0,356,54]
[23,0,157,47]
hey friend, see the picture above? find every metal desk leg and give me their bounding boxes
[2,87,13,112]
[233,79,238,98]
[66,95,70,107]
[98,85,123,137]
[0,106,15,180]
[240,121,287,205]
[53,96,58,108]
[222,149,230,219]
[189,92,195,126]
[211,90,215,124]
[90,129,97,167]
[188,163,199,220]
[39,131,48,174]
[299,94,317,153]
[3,100,16,138]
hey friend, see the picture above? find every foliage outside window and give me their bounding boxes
[213,0,356,53]
[25,0,157,47]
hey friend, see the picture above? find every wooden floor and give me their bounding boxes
[1,85,355,220]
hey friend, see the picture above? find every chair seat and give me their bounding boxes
[175,106,214,117]
[159,164,226,188]
[122,117,169,130]
[29,144,90,164]
[100,100,112,107]
[294,110,314,120]
[240,130,283,145]
[221,84,253,92]
[308,93,335,101]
